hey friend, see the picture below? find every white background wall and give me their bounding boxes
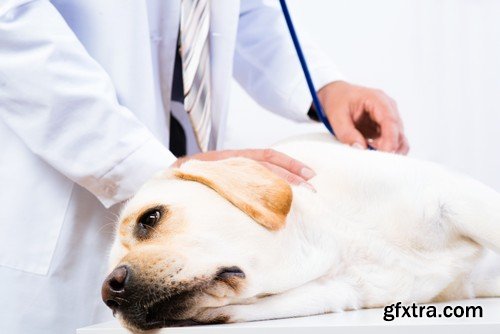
[224,0,500,191]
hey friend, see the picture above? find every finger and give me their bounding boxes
[173,149,317,181]
[396,132,410,155]
[329,110,368,149]
[387,100,409,155]
[379,119,400,152]
[260,162,316,192]
[366,101,400,152]
[247,149,316,181]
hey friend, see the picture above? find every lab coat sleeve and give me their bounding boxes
[0,0,177,208]
[234,0,343,122]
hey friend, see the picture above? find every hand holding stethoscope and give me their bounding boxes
[280,0,409,154]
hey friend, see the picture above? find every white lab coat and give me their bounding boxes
[0,0,340,332]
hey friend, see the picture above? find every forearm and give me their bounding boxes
[0,1,176,207]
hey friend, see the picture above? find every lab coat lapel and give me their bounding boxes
[209,0,240,149]
[152,0,181,128]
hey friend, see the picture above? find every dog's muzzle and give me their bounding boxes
[102,265,245,330]
[101,265,202,330]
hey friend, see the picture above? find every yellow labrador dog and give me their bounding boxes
[102,134,500,332]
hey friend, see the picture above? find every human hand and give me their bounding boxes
[172,149,316,190]
[317,81,409,154]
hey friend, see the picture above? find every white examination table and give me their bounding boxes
[78,298,500,333]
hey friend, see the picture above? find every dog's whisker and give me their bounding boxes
[96,221,118,234]
[113,296,129,303]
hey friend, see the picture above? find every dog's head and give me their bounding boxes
[102,158,293,331]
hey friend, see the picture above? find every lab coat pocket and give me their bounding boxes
[0,139,73,276]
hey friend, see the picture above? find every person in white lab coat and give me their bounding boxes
[0,0,408,333]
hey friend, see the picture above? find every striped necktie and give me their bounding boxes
[179,0,212,152]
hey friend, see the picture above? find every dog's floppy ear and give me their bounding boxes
[172,158,292,231]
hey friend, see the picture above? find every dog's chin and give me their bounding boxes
[116,297,196,331]
[116,294,229,332]
[118,310,228,332]
[119,315,201,332]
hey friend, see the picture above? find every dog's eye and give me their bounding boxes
[139,209,161,228]
[136,208,162,239]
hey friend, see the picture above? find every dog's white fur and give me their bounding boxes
[108,134,500,330]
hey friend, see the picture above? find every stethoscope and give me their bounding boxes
[279,0,375,150]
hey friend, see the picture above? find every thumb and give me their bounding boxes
[330,112,367,149]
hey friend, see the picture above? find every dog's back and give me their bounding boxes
[273,133,500,304]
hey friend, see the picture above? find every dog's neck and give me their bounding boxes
[255,186,345,294]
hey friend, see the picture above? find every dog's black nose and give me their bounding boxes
[102,265,129,310]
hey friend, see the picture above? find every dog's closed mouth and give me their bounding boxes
[129,298,225,330]
[141,317,201,329]
[121,290,197,330]
[139,315,227,330]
